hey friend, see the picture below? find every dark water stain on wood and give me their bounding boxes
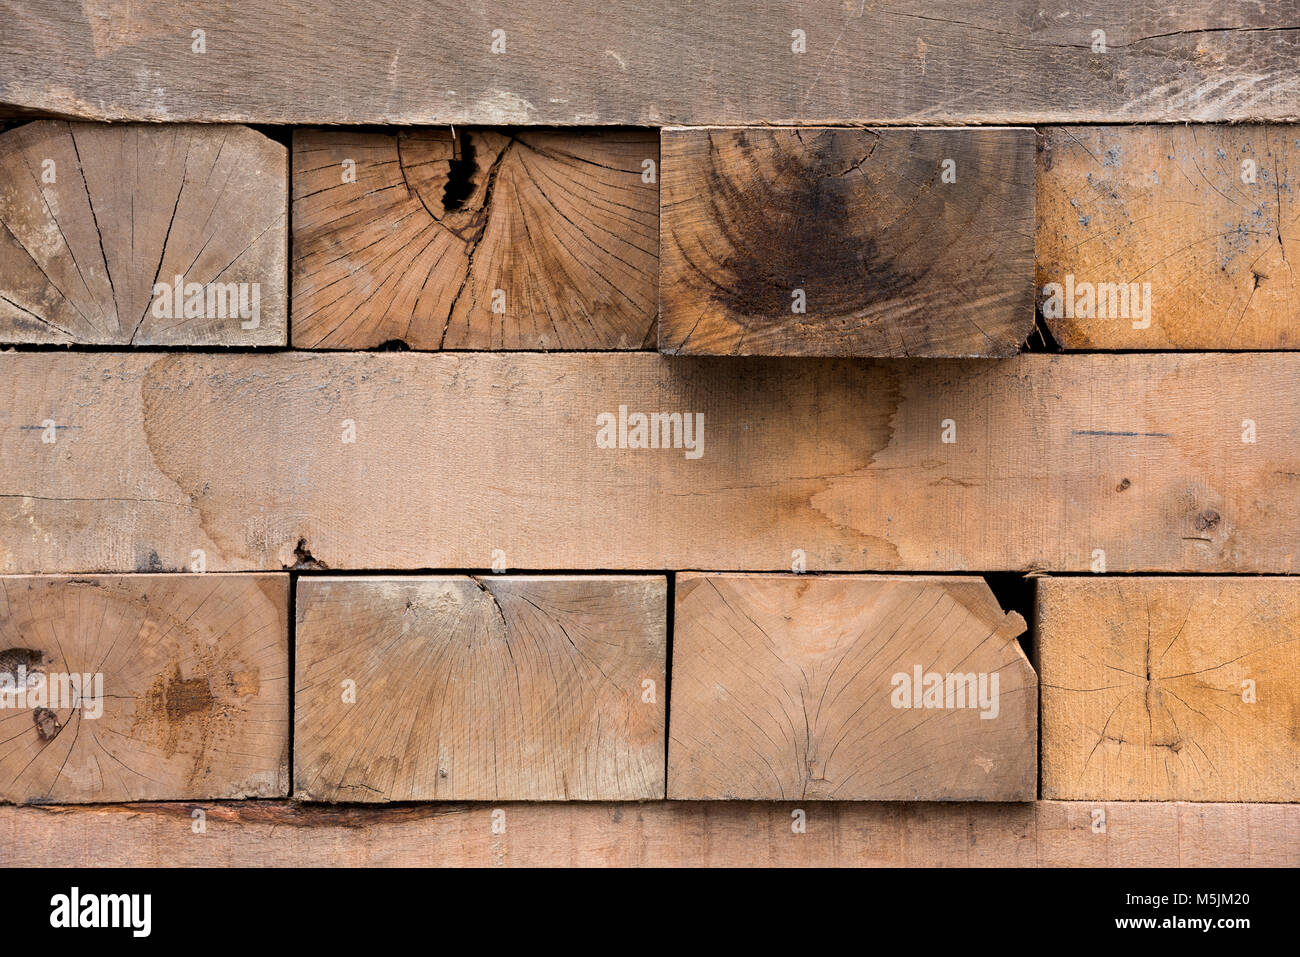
[32,706,60,741]
[0,647,45,684]
[703,129,926,323]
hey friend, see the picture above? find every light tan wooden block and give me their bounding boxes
[0,122,287,345]
[1037,125,1300,349]
[294,575,666,801]
[0,574,288,803]
[668,574,1036,800]
[1039,576,1300,801]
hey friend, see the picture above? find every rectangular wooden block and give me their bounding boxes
[660,127,1036,356]
[4,2,1299,125]
[668,574,1035,800]
[3,801,1296,867]
[1039,576,1300,802]
[0,122,287,345]
[1037,125,1300,349]
[3,352,1299,574]
[295,575,666,801]
[0,574,289,803]
[292,128,658,349]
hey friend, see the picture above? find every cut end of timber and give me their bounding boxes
[0,121,288,346]
[667,573,1037,801]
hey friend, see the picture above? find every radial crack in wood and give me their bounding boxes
[292,128,658,349]
[1039,576,1300,802]
[0,574,289,803]
[0,121,287,345]
[668,574,1036,800]
[294,575,666,801]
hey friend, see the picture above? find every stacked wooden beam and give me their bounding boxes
[2,1,1299,868]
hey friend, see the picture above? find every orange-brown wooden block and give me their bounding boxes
[659,126,1036,356]
[0,574,289,803]
[294,576,666,801]
[1037,125,1300,349]
[668,574,1036,800]
[292,128,658,349]
[1039,576,1300,802]
[0,121,287,345]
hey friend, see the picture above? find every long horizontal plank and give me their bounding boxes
[0,574,289,803]
[1,352,1297,573]
[296,576,666,801]
[669,574,1035,800]
[1039,576,1300,802]
[0,122,287,345]
[3,2,1298,125]
[659,127,1035,357]
[3,801,1296,866]
[1037,125,1300,349]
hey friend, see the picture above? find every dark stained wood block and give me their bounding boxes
[658,126,1035,356]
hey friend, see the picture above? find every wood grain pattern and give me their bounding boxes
[293,128,657,349]
[1039,577,1300,802]
[660,127,1035,356]
[1037,125,1300,349]
[3,800,1296,867]
[4,2,1299,125]
[0,121,286,345]
[0,574,288,804]
[295,576,665,801]
[669,574,1035,800]
[1,352,1298,574]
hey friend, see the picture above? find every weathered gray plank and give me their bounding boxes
[2,2,1298,125]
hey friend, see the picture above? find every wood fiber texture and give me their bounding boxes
[293,128,657,349]
[1,352,1297,574]
[1037,125,1300,349]
[1039,576,1300,802]
[294,576,666,801]
[668,574,1035,800]
[0,121,287,345]
[659,127,1036,356]
[4,2,1299,125]
[0,574,289,803]
[4,800,1297,867]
